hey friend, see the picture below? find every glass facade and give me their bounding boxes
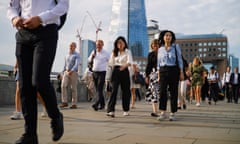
[108,0,148,57]
[80,39,95,75]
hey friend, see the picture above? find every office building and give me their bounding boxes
[176,34,228,76]
[108,0,149,58]
[79,39,95,76]
[229,54,239,72]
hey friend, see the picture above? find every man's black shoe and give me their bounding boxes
[51,112,64,141]
[15,134,38,144]
[99,105,105,110]
[92,105,98,111]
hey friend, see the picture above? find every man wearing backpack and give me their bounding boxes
[7,0,69,143]
[88,40,110,111]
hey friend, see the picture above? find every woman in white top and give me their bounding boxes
[107,36,133,117]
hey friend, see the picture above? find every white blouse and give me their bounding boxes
[109,49,133,66]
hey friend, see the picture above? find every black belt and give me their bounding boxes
[93,71,105,73]
[23,24,58,32]
[160,65,178,72]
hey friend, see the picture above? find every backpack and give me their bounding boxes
[88,50,97,72]
[55,0,67,30]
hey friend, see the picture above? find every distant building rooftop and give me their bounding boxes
[176,33,227,39]
[0,64,13,71]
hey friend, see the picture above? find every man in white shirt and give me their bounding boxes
[7,0,69,143]
[88,40,110,111]
[222,66,232,102]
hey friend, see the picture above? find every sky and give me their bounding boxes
[0,0,239,72]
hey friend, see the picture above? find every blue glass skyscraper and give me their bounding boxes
[108,0,148,57]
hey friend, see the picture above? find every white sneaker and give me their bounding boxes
[41,107,47,117]
[169,113,176,121]
[106,112,115,117]
[10,112,22,120]
[196,102,200,107]
[41,111,47,117]
[123,112,130,116]
[157,112,166,121]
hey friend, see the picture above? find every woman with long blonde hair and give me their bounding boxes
[191,57,205,106]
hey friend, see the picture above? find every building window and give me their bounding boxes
[203,42,207,46]
[213,42,216,46]
[198,43,202,46]
[209,53,212,57]
[208,48,211,52]
[222,48,226,51]
[223,42,227,46]
[208,42,212,46]
[199,48,202,52]
[217,42,221,46]
[204,48,207,52]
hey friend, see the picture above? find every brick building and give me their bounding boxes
[176,34,228,77]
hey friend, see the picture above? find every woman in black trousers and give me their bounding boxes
[106,36,133,117]
[157,30,184,121]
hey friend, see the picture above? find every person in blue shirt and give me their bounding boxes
[7,0,69,143]
[157,30,184,121]
[60,42,80,109]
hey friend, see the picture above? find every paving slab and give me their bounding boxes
[0,100,240,144]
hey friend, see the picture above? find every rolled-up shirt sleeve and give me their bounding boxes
[127,50,133,66]
[7,0,21,21]
[38,0,69,26]
[176,44,183,71]
[71,54,80,72]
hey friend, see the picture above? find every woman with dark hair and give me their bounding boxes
[157,30,184,121]
[106,36,133,117]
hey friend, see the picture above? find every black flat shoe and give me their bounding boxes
[92,105,98,111]
[151,113,158,117]
[183,104,186,109]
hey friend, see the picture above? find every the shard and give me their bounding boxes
[108,0,148,57]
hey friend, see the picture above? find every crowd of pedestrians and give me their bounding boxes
[6,1,239,142]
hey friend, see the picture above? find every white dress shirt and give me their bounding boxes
[7,0,69,26]
[223,72,231,83]
[233,73,239,84]
[88,49,110,72]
